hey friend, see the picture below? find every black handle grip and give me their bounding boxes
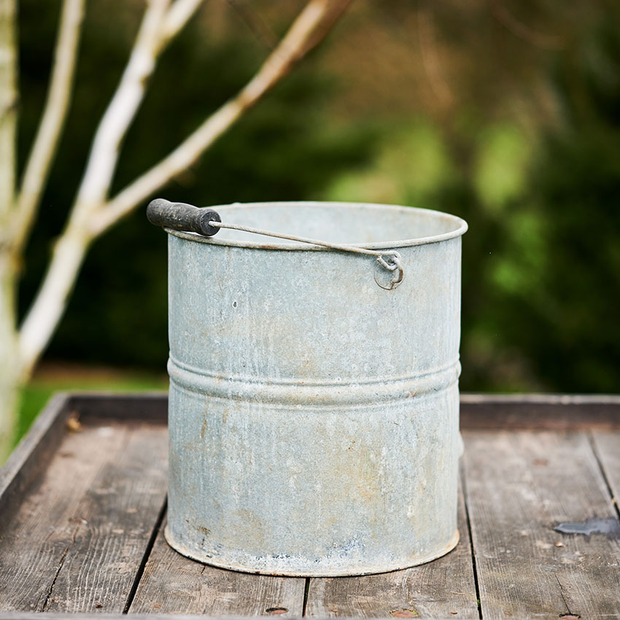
[146,198,221,237]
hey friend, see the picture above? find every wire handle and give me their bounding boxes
[147,199,404,290]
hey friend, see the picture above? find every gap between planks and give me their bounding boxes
[590,431,620,521]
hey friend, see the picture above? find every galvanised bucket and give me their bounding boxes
[159,201,467,576]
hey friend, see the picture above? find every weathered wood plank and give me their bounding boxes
[129,518,305,616]
[0,421,167,613]
[69,392,168,423]
[0,394,72,521]
[0,421,129,611]
[592,431,620,513]
[461,394,620,430]
[44,423,168,613]
[463,430,620,620]
[304,482,478,618]
[0,615,299,620]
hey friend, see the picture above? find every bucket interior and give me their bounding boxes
[189,201,466,249]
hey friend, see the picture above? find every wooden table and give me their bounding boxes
[0,393,619,620]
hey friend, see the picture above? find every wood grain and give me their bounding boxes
[129,518,305,616]
[462,430,620,620]
[304,483,478,618]
[0,421,167,613]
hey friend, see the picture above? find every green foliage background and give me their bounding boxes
[16,0,620,397]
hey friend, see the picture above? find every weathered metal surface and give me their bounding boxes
[164,201,468,576]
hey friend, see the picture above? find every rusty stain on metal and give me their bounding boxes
[160,201,468,576]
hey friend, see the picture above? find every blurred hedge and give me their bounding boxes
[17,1,620,393]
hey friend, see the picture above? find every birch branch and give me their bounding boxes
[17,224,90,379]
[91,0,352,234]
[17,0,205,375]
[13,0,85,253]
[161,0,205,43]
[18,0,351,377]
[74,0,172,211]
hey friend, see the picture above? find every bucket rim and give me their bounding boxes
[165,200,468,250]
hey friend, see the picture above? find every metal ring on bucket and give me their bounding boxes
[375,252,404,290]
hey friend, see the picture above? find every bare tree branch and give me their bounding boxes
[16,0,173,375]
[17,0,351,378]
[73,0,206,214]
[74,0,172,211]
[17,0,179,376]
[14,0,85,253]
[161,0,206,43]
[293,0,352,58]
[17,224,90,379]
[91,0,352,234]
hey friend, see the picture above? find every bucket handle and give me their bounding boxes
[147,199,404,290]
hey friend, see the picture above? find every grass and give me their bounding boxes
[17,362,168,444]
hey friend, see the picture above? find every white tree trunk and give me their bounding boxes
[18,220,90,379]
[0,255,20,462]
[0,0,352,463]
[0,0,19,461]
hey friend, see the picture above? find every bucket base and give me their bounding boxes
[164,525,460,577]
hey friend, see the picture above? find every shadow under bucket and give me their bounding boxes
[153,200,468,576]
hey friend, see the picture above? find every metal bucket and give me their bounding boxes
[161,201,467,576]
